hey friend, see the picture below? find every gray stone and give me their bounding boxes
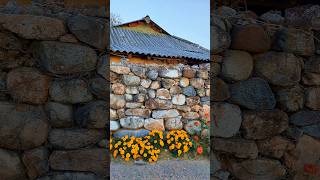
[161,79,175,89]
[113,129,150,138]
[242,110,289,140]
[184,120,202,135]
[75,101,108,129]
[111,83,126,95]
[190,78,205,89]
[257,136,294,159]
[133,94,145,103]
[302,72,320,85]
[221,50,253,81]
[125,94,133,101]
[172,94,186,105]
[37,172,102,180]
[165,116,183,130]
[150,81,161,89]
[45,102,73,128]
[283,135,320,176]
[120,116,145,129]
[2,14,66,40]
[155,99,173,109]
[110,65,130,75]
[110,94,126,109]
[170,85,182,95]
[212,103,242,138]
[159,69,180,78]
[179,78,189,87]
[254,51,302,86]
[110,109,118,120]
[211,22,231,54]
[144,99,158,109]
[182,112,200,120]
[49,79,93,104]
[125,109,151,118]
[97,55,108,80]
[182,86,197,97]
[141,79,152,88]
[144,118,165,131]
[0,148,26,180]
[212,78,230,101]
[122,75,140,86]
[302,124,320,138]
[125,102,143,109]
[212,138,258,159]
[49,148,108,177]
[0,102,49,150]
[290,110,320,126]
[231,24,271,53]
[156,88,171,99]
[0,31,23,50]
[260,11,285,24]
[284,126,303,141]
[197,70,209,79]
[131,66,146,78]
[152,109,180,119]
[49,129,104,149]
[89,77,109,100]
[22,147,49,179]
[273,28,315,56]
[110,121,120,131]
[146,69,158,80]
[148,89,156,98]
[68,15,107,49]
[32,41,97,75]
[196,88,206,97]
[276,85,304,112]
[7,67,51,104]
[230,78,276,110]
[125,86,139,94]
[231,159,286,180]
[305,87,320,110]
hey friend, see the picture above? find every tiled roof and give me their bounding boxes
[110,17,210,61]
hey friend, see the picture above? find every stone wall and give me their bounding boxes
[110,62,210,139]
[212,5,320,180]
[0,1,109,180]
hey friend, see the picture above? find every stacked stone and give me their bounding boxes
[212,5,320,180]
[0,7,108,180]
[110,63,210,139]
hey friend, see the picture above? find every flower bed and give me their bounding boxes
[110,130,209,163]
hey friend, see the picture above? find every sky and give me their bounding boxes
[110,0,210,49]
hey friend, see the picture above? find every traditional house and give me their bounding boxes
[110,16,209,65]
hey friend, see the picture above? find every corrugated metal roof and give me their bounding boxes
[110,27,210,61]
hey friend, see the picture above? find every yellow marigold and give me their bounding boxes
[183,145,189,153]
[113,150,118,158]
[143,153,147,157]
[178,150,182,156]
[126,153,130,158]
[154,140,157,143]
[160,140,164,147]
[110,144,113,150]
[169,144,175,150]
[125,157,129,161]
[114,144,119,148]
[151,156,157,161]
[167,140,171,144]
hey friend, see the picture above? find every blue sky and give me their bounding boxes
[111,0,210,49]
